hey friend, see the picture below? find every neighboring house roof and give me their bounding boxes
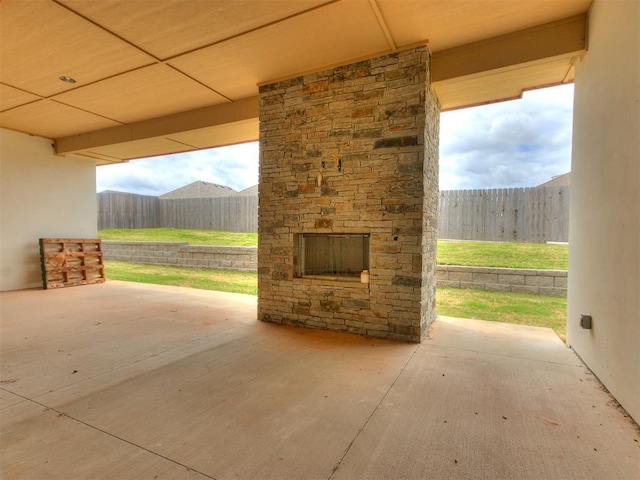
[230,185,258,197]
[159,181,237,199]
[536,172,571,188]
[98,190,156,198]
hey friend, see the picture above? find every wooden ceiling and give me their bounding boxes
[0,0,591,164]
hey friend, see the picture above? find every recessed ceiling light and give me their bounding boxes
[59,76,76,84]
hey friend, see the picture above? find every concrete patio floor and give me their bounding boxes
[1,281,638,479]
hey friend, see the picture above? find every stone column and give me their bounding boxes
[258,46,439,342]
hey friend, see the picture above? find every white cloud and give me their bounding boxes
[97,84,574,195]
[96,142,259,196]
[439,84,574,190]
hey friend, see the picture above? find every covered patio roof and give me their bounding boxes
[0,0,589,164]
[2,281,638,478]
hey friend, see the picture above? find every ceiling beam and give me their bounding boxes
[368,0,397,51]
[431,14,587,83]
[55,95,259,155]
[54,14,588,160]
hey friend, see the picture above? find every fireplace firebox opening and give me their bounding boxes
[296,233,369,280]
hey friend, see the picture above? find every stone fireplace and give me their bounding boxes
[258,46,440,342]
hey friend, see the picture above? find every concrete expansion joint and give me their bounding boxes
[327,343,421,479]
[1,388,218,479]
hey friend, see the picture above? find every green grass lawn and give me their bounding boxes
[436,287,566,341]
[99,228,257,247]
[105,261,257,296]
[438,239,568,270]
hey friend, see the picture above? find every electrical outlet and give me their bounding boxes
[580,314,592,329]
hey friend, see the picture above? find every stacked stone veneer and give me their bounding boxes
[102,241,257,271]
[258,46,440,343]
[437,265,567,297]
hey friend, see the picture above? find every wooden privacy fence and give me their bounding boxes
[160,196,258,231]
[98,191,159,229]
[97,191,258,232]
[438,186,569,243]
[100,187,568,241]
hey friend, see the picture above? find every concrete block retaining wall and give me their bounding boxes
[102,241,257,272]
[436,265,567,297]
[103,241,566,297]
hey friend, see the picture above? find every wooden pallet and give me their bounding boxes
[39,238,106,289]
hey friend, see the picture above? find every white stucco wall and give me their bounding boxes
[0,129,97,291]
[568,0,639,422]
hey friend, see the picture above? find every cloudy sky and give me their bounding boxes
[96,141,259,196]
[96,84,573,196]
[439,83,573,190]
